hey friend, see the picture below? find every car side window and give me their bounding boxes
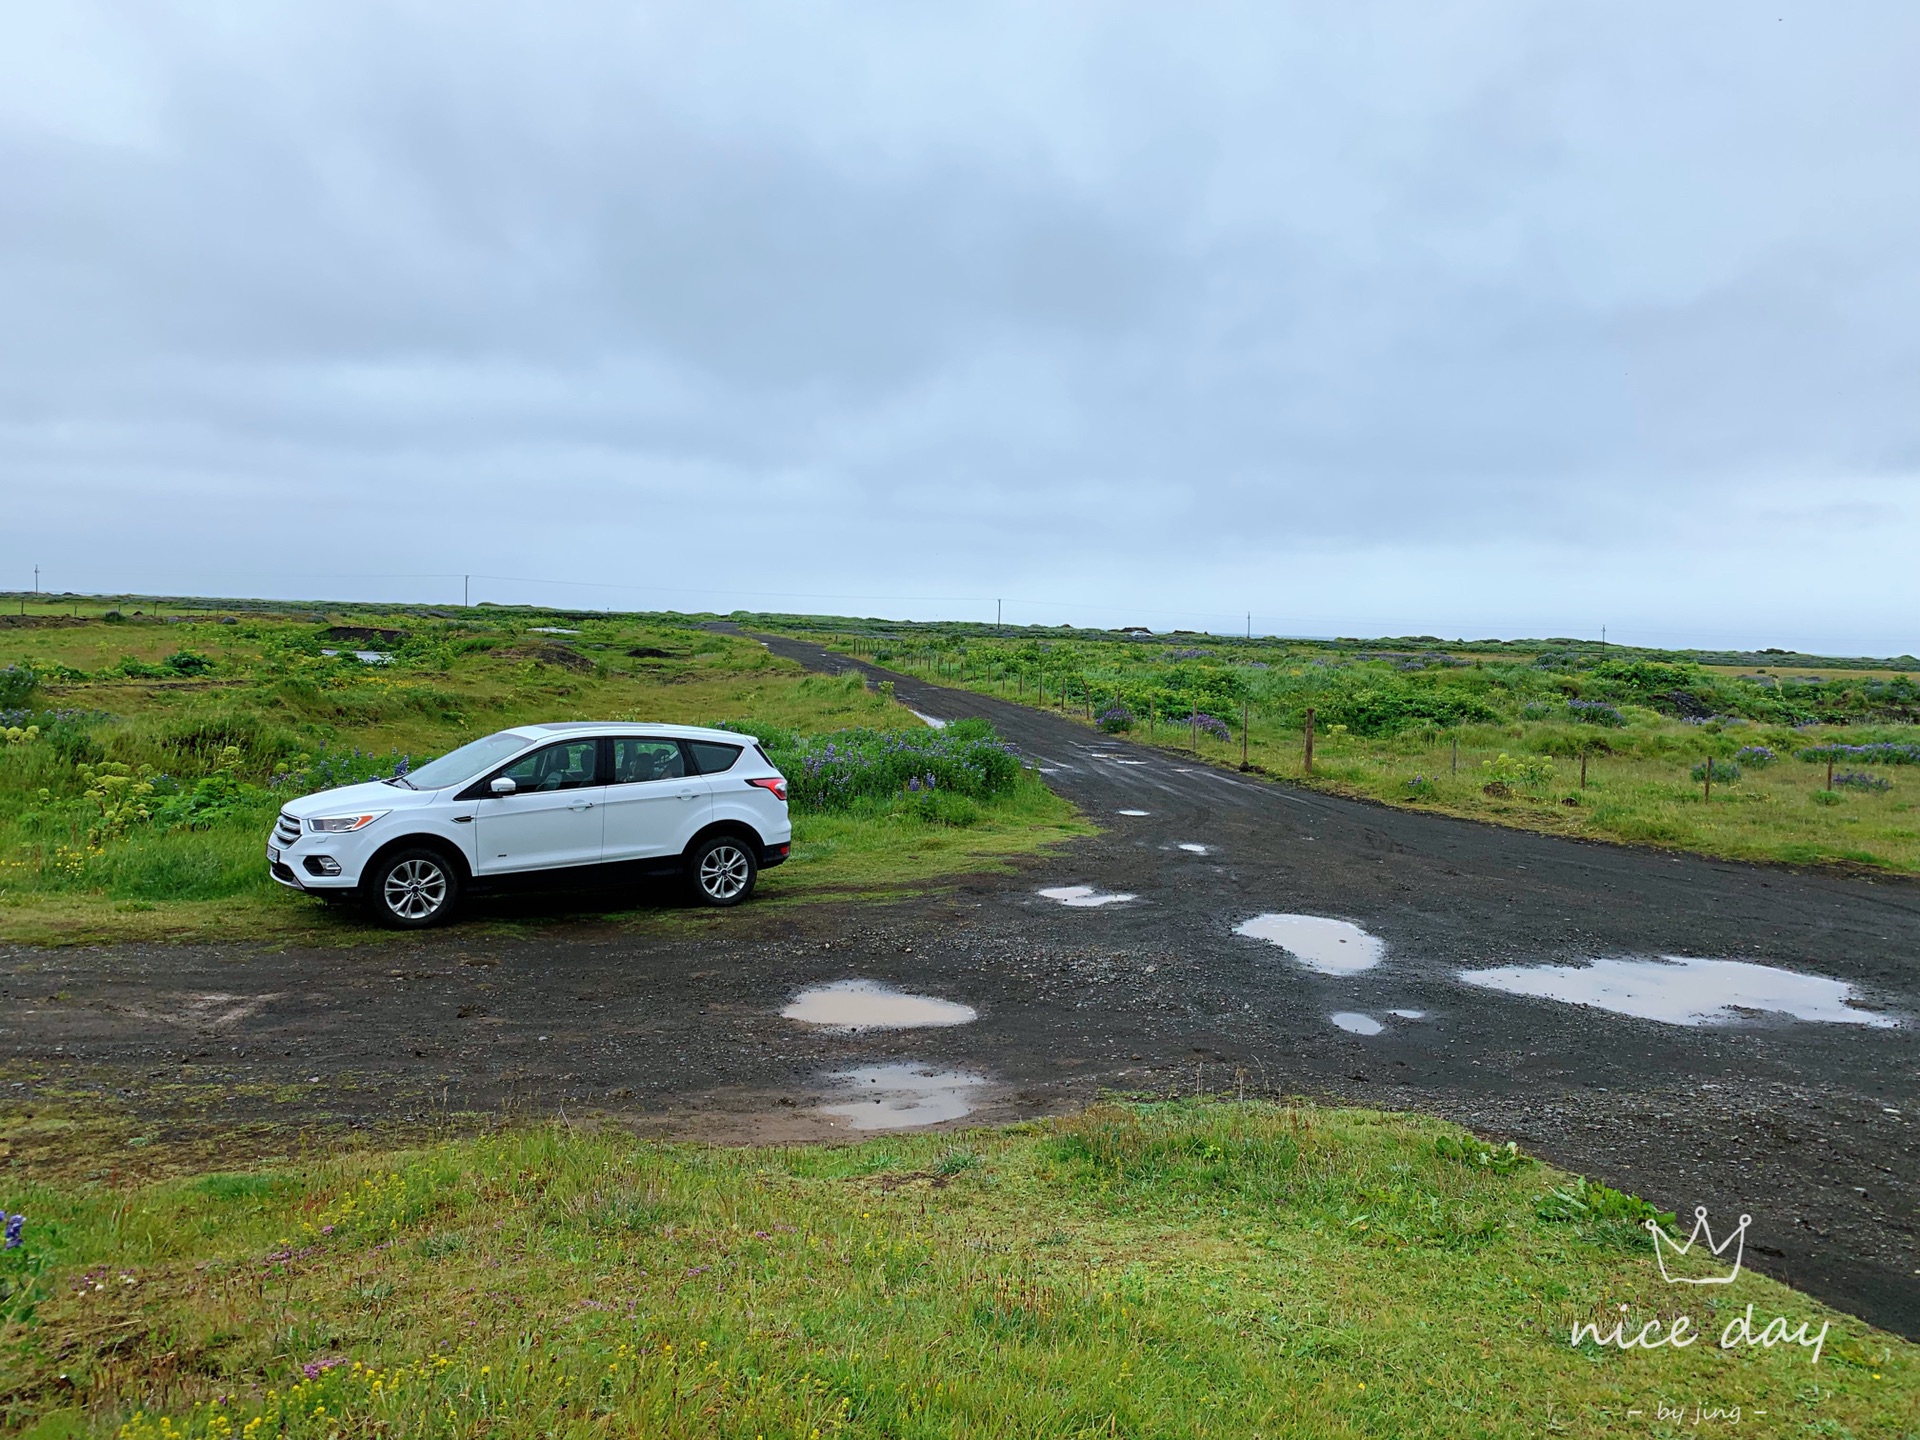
[497,740,600,792]
[686,740,744,775]
[610,737,687,785]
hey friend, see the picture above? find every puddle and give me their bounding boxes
[1331,1012,1383,1036]
[320,649,393,664]
[1117,808,1150,816]
[1177,843,1211,854]
[1039,885,1137,908]
[782,980,976,1031]
[818,1063,986,1131]
[1234,914,1385,975]
[1457,956,1898,1028]
[909,711,948,729]
[1115,759,1148,765]
[1388,1008,1426,1020]
[529,626,580,635]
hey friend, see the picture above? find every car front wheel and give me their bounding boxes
[365,846,460,928]
[688,834,757,907]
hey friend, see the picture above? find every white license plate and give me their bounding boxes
[267,846,280,863]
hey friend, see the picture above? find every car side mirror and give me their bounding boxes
[490,777,517,796]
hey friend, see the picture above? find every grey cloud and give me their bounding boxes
[2,2,1916,648]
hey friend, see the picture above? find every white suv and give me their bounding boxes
[267,722,791,927]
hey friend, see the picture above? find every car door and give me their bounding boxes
[602,737,712,862]
[473,739,605,874]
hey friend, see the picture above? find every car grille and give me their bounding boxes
[274,812,302,846]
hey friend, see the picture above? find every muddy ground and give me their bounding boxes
[3,633,1916,1339]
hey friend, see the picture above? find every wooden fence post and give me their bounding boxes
[1304,707,1315,775]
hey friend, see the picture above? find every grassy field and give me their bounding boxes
[0,605,1086,945]
[1,1101,1912,1439]
[770,620,1920,874]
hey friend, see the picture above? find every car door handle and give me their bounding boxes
[679,792,698,800]
[568,801,596,811]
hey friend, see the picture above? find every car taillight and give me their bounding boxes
[747,776,788,801]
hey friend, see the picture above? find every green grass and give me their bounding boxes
[0,612,1085,944]
[1,1102,1912,1438]
[782,625,1920,874]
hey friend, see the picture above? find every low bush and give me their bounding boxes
[755,718,1022,812]
[1482,752,1554,791]
[1833,770,1892,793]
[0,665,36,709]
[1690,758,1741,783]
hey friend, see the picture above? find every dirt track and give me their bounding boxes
[3,632,1917,1338]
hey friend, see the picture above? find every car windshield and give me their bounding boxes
[403,731,538,790]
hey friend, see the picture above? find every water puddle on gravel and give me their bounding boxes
[910,711,948,729]
[1331,1012,1383,1036]
[1178,843,1211,854]
[818,1064,986,1131]
[1039,885,1137,908]
[782,980,976,1031]
[1117,809,1150,816]
[1458,956,1897,1028]
[1388,1008,1426,1020]
[1234,914,1385,975]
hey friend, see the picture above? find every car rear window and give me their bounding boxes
[686,740,744,775]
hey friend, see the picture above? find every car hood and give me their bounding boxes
[280,779,446,819]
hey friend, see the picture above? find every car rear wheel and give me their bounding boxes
[688,834,756,907]
[365,846,460,928]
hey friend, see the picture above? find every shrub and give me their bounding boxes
[163,650,214,676]
[1833,771,1891,793]
[1096,705,1134,734]
[1689,758,1741,783]
[1734,745,1775,766]
[1187,712,1231,742]
[43,716,103,766]
[761,719,1022,812]
[1536,1176,1676,1251]
[1434,1135,1531,1173]
[1481,753,1553,791]
[270,746,414,793]
[1404,774,1436,798]
[1566,698,1626,727]
[0,666,36,709]
[154,747,265,829]
[1796,742,1920,766]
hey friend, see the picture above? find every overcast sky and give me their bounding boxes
[3,3,1916,651]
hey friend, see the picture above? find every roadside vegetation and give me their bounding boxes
[3,1099,1911,1439]
[0,604,1084,945]
[771,619,1920,873]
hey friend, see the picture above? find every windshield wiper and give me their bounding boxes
[383,775,417,790]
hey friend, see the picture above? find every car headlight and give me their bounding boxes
[306,811,390,833]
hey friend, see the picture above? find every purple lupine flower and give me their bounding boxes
[3,1213,22,1248]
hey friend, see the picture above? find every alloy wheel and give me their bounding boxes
[698,844,751,901]
[385,857,449,921]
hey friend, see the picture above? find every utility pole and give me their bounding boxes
[996,598,1001,630]
[464,575,470,607]
[33,565,39,594]
[1247,611,1251,639]
[1601,625,1607,647]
